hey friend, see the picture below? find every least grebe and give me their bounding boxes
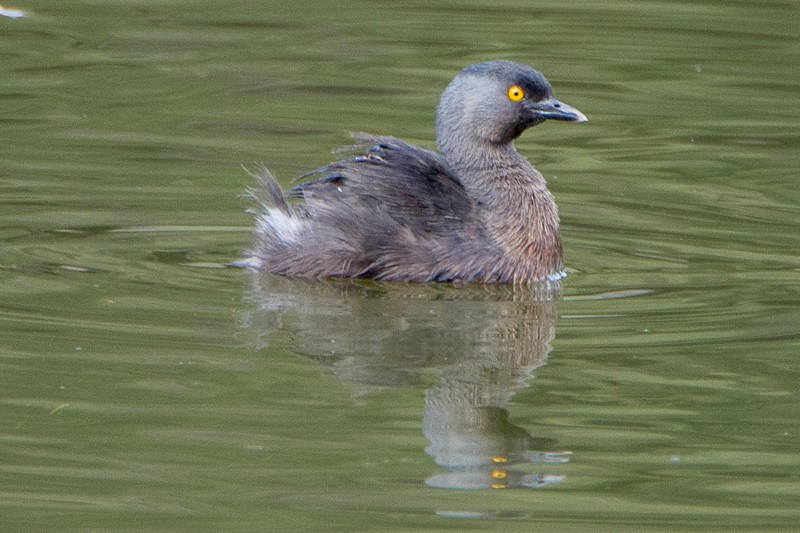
[246,61,586,284]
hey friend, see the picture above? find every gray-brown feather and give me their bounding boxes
[253,136,506,282]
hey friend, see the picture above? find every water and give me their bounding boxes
[2,1,799,531]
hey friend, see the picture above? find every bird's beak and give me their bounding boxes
[531,97,588,123]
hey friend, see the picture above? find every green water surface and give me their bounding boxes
[1,1,799,531]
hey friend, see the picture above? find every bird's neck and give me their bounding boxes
[442,142,564,282]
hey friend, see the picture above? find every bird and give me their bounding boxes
[244,60,587,284]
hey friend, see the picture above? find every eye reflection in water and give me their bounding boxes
[241,272,571,490]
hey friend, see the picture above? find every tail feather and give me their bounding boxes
[243,164,289,214]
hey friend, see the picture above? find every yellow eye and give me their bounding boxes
[507,85,525,102]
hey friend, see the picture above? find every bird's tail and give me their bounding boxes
[243,164,289,214]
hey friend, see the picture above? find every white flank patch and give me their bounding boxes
[258,208,304,244]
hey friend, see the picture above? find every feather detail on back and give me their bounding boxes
[250,135,507,282]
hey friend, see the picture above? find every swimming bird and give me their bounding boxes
[246,60,587,284]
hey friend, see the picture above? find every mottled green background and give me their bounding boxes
[1,1,798,531]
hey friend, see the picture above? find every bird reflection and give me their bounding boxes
[241,272,570,489]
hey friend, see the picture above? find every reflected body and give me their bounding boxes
[247,61,586,284]
[244,274,570,489]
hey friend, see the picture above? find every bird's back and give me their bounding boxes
[251,135,505,282]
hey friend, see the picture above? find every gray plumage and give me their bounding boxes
[245,61,587,284]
